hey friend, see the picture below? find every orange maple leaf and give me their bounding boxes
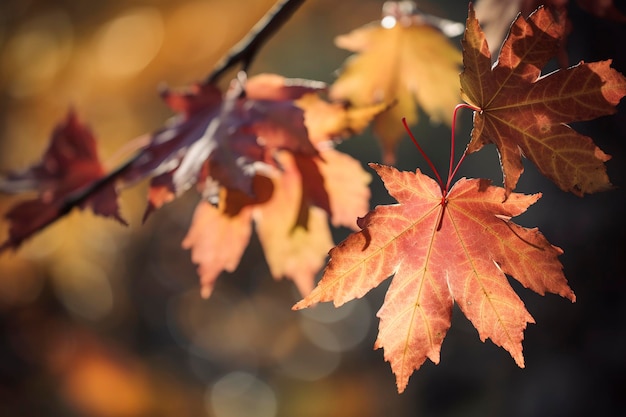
[295,92,389,147]
[253,151,335,296]
[181,90,379,298]
[183,142,372,299]
[329,5,462,164]
[294,164,575,393]
[182,202,253,298]
[181,175,272,298]
[461,5,626,196]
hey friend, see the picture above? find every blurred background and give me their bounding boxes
[0,0,625,416]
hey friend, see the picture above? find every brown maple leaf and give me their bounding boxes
[329,3,462,164]
[294,164,575,393]
[0,111,126,250]
[461,5,626,196]
[475,0,626,63]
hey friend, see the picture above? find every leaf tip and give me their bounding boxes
[561,285,576,303]
[396,381,408,394]
[467,1,475,15]
[113,213,129,227]
[594,146,611,163]
[510,343,528,369]
[293,296,321,311]
[200,285,213,299]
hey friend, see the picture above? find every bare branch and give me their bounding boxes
[205,0,306,84]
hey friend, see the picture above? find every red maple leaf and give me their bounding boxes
[294,164,575,393]
[120,73,324,220]
[460,5,626,197]
[0,111,125,250]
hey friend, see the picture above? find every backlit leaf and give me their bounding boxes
[0,111,125,250]
[295,164,575,393]
[460,5,626,196]
[330,6,462,163]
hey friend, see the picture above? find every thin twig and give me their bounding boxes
[2,0,307,249]
[60,154,141,216]
[51,0,307,225]
[204,0,306,85]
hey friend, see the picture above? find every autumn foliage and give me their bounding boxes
[1,0,625,396]
[0,111,127,251]
[330,1,463,163]
[296,4,625,392]
[461,6,625,196]
[295,164,575,392]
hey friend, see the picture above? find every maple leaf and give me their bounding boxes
[182,88,378,298]
[182,144,371,298]
[461,5,626,196]
[120,73,324,219]
[182,202,254,298]
[0,111,126,251]
[474,0,626,67]
[294,164,575,393]
[253,151,334,296]
[296,92,380,228]
[181,175,273,298]
[295,92,389,146]
[329,3,462,164]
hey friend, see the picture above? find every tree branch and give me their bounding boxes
[87,0,307,206]
[0,0,307,250]
[204,0,306,84]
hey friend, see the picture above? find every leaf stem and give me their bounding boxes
[402,117,444,192]
[445,103,480,191]
[204,0,306,85]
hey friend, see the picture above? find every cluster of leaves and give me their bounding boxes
[1,0,626,394]
[295,4,626,393]
[0,73,385,297]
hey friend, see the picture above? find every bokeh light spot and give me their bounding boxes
[2,10,74,97]
[299,299,372,352]
[51,258,114,321]
[207,371,277,417]
[95,7,164,78]
[381,15,397,29]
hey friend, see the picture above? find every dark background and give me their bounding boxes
[0,1,625,416]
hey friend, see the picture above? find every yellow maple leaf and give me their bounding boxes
[330,11,462,163]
